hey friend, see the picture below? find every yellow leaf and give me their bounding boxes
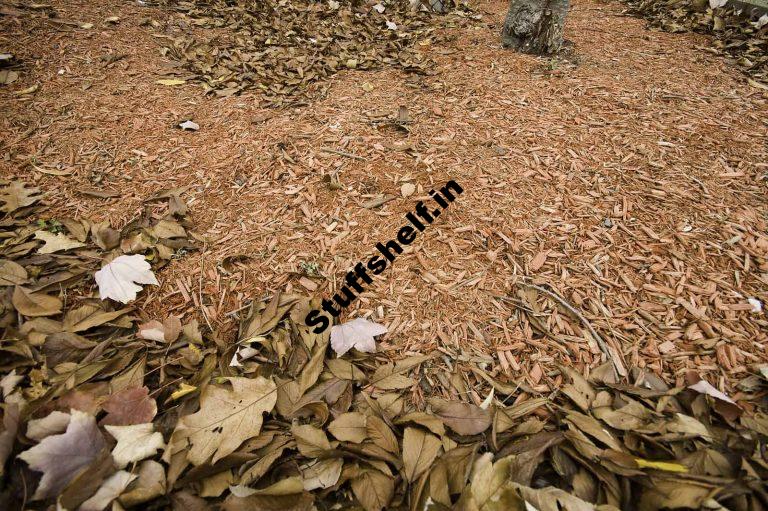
[634,458,688,472]
[170,383,197,401]
[155,79,186,86]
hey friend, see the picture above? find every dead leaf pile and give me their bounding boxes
[159,0,471,104]
[623,0,767,84]
[1,180,768,510]
[0,179,198,505]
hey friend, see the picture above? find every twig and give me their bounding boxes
[508,281,627,377]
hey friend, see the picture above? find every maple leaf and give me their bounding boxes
[106,423,165,468]
[100,386,157,426]
[18,409,105,500]
[80,470,138,511]
[94,255,158,304]
[178,376,277,465]
[0,181,41,213]
[34,230,85,254]
[26,410,71,441]
[330,318,387,357]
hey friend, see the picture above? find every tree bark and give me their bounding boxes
[502,0,569,55]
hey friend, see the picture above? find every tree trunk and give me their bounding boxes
[502,0,569,55]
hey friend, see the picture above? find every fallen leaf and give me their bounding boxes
[351,469,394,511]
[0,181,40,212]
[138,316,182,343]
[106,423,165,468]
[328,412,368,443]
[179,377,277,465]
[18,409,105,500]
[26,411,70,441]
[634,458,688,472]
[402,426,441,482]
[34,230,85,254]
[0,69,18,85]
[12,286,62,316]
[118,460,166,506]
[330,318,387,357]
[179,120,199,131]
[291,423,331,457]
[0,260,28,286]
[689,380,736,405]
[301,458,343,490]
[156,79,186,86]
[94,254,158,304]
[428,398,491,435]
[101,386,157,426]
[80,470,137,511]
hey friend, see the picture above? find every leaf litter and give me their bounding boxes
[623,0,768,84]
[159,0,476,104]
[1,0,768,508]
[1,180,767,509]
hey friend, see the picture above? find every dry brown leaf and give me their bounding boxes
[12,286,62,317]
[101,386,157,426]
[428,398,491,435]
[351,469,395,511]
[179,377,277,465]
[327,412,368,443]
[402,427,441,483]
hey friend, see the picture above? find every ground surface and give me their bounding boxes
[1,0,767,395]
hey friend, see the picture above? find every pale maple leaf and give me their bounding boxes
[94,255,158,304]
[177,376,277,465]
[106,423,165,468]
[26,410,70,441]
[330,318,387,357]
[79,470,138,511]
[18,409,105,500]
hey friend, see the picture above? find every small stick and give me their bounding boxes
[502,281,627,377]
